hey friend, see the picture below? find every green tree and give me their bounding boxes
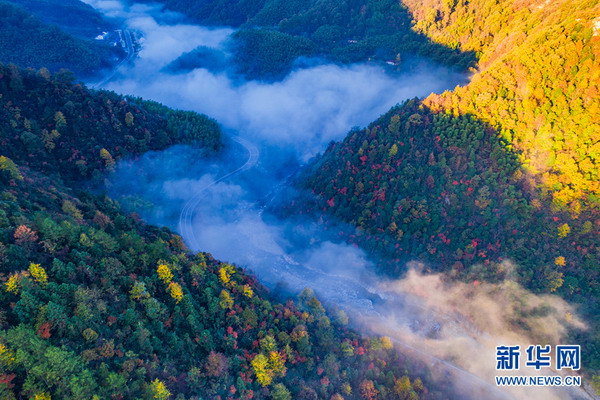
[271,383,292,400]
[219,289,233,309]
[125,112,135,127]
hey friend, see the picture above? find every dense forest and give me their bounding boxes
[403,0,599,211]
[1,0,598,397]
[1,0,110,39]
[0,2,116,77]
[137,0,475,79]
[286,0,600,383]
[294,101,598,355]
[0,65,441,399]
[0,64,222,182]
[296,100,597,297]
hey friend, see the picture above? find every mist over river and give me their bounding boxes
[83,1,591,399]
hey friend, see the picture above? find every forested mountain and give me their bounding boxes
[297,100,597,294]
[1,0,598,396]
[403,0,599,211]
[287,0,599,377]
[137,0,475,79]
[292,1,600,278]
[0,65,438,399]
[1,0,110,39]
[295,100,598,312]
[0,164,431,400]
[0,2,116,77]
[0,64,222,183]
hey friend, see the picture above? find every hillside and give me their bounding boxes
[0,65,438,399]
[295,100,598,301]
[1,0,598,396]
[138,0,475,79]
[1,0,110,39]
[402,0,600,211]
[293,102,600,374]
[0,162,431,400]
[288,0,599,375]
[0,63,221,183]
[0,2,116,77]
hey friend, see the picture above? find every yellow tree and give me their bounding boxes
[4,274,19,294]
[130,281,149,300]
[0,156,23,180]
[251,354,274,386]
[557,223,571,238]
[62,200,83,220]
[100,148,116,171]
[380,336,393,350]
[394,376,412,398]
[28,263,48,284]
[149,379,171,400]
[219,290,233,309]
[218,264,235,286]
[0,343,16,367]
[168,282,184,303]
[157,264,173,284]
[268,351,286,377]
[54,111,67,129]
[125,112,135,127]
[242,284,254,298]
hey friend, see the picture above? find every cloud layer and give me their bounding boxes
[90,2,589,399]
[86,0,465,158]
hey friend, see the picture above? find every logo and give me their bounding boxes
[556,345,580,370]
[495,344,581,387]
[496,345,520,370]
[525,345,551,370]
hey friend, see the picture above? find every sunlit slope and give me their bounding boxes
[294,0,600,375]
[403,0,600,210]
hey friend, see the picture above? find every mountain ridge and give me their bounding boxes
[0,64,437,400]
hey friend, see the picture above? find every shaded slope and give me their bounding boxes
[296,100,597,300]
[1,0,110,39]
[0,63,221,182]
[0,163,431,399]
[135,0,476,79]
[0,2,115,77]
[292,101,599,373]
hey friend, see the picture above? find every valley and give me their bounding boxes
[0,0,597,399]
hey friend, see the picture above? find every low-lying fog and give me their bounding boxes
[85,0,466,158]
[85,1,590,399]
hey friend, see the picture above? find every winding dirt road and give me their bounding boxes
[175,135,524,399]
[178,135,259,250]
